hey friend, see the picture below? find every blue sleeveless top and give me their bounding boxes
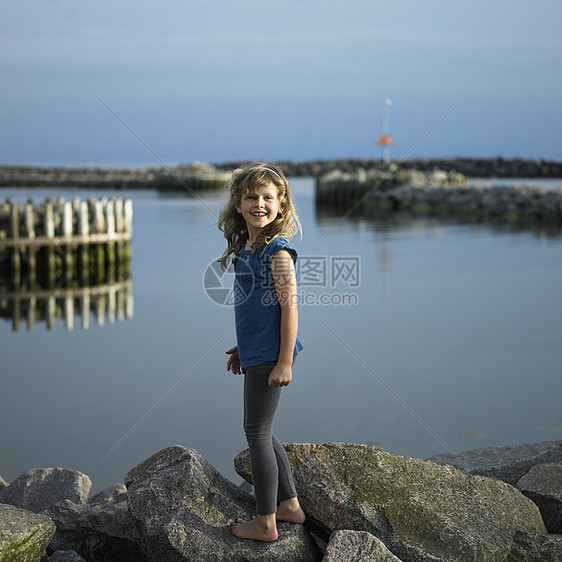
[234,237,304,368]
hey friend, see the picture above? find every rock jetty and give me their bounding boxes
[322,181,562,224]
[1,158,561,189]
[2,158,561,224]
[0,440,561,561]
[215,157,562,180]
[0,162,230,190]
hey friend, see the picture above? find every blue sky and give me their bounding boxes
[1,0,561,166]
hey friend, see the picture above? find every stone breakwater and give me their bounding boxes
[317,180,562,224]
[0,162,230,190]
[1,440,561,561]
[215,157,562,180]
[1,158,561,189]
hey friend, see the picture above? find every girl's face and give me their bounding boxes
[236,183,281,237]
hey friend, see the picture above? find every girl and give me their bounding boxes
[218,163,306,542]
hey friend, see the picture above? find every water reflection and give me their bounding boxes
[0,183,560,494]
[0,279,133,332]
[315,202,562,239]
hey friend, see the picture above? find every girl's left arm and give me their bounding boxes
[269,249,299,388]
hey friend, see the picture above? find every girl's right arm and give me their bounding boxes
[226,346,245,375]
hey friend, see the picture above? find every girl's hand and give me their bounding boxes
[268,362,292,388]
[226,346,245,375]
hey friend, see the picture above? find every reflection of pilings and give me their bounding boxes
[0,280,134,332]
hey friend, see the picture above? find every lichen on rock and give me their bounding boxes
[236,442,547,562]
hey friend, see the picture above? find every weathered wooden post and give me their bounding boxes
[93,199,105,233]
[78,200,89,284]
[124,198,133,234]
[114,198,125,276]
[94,200,105,283]
[62,200,73,238]
[106,199,116,282]
[24,199,37,286]
[44,199,56,287]
[9,200,21,285]
[114,198,124,233]
[62,200,74,284]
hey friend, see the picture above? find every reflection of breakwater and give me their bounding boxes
[0,196,133,331]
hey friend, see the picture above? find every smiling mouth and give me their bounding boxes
[251,212,267,217]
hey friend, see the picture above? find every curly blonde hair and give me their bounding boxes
[218,162,301,270]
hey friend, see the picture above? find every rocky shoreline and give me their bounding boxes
[217,157,562,180]
[317,178,562,225]
[1,439,561,561]
[1,158,561,189]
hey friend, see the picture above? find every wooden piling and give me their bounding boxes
[24,200,37,286]
[9,200,21,285]
[44,199,56,286]
[0,196,134,332]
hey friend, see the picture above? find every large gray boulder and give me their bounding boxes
[323,530,402,561]
[235,442,547,562]
[516,463,562,534]
[0,502,56,561]
[125,445,322,561]
[427,439,562,485]
[0,467,91,513]
[508,532,562,561]
[43,499,145,562]
[88,483,127,506]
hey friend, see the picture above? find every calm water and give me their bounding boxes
[1,179,561,494]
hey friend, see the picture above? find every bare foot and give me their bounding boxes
[276,499,306,524]
[231,517,278,542]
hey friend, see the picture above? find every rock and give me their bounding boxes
[235,443,547,562]
[0,467,92,513]
[88,483,127,505]
[0,475,7,491]
[43,499,145,562]
[508,532,562,561]
[125,445,322,561]
[427,439,562,485]
[323,530,403,561]
[0,503,56,561]
[48,550,87,561]
[516,463,562,533]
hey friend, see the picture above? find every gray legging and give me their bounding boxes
[243,361,298,515]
